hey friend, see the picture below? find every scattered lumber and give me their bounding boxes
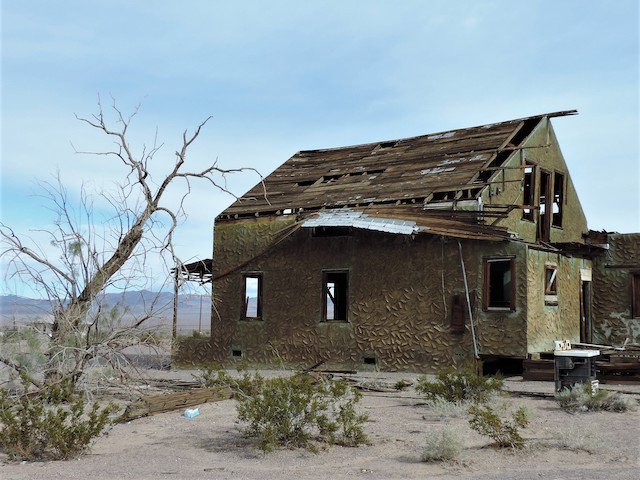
[118,386,233,423]
[314,368,358,375]
[524,353,640,384]
[141,378,201,390]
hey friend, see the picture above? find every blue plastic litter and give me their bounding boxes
[183,407,200,418]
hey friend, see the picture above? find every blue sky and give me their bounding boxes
[1,0,639,294]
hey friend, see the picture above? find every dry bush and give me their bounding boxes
[234,373,368,452]
[556,384,637,413]
[416,365,502,403]
[555,424,605,454]
[0,376,116,461]
[425,397,469,419]
[420,427,462,462]
[468,402,530,449]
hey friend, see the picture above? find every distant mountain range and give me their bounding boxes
[0,291,212,332]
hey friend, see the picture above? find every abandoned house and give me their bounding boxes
[177,110,635,372]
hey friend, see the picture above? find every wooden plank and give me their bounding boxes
[118,386,233,423]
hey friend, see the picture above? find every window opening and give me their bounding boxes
[545,265,558,306]
[323,271,349,321]
[633,274,640,319]
[552,172,565,228]
[522,163,536,221]
[538,171,551,242]
[484,258,515,310]
[545,266,558,295]
[242,274,262,319]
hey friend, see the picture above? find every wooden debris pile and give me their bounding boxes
[118,386,232,423]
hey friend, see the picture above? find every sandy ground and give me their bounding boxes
[1,372,639,480]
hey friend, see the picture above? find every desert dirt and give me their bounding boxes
[1,370,639,480]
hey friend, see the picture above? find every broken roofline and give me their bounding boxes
[219,109,578,219]
[296,110,578,155]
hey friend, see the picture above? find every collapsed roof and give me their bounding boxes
[217,110,576,241]
[221,110,576,217]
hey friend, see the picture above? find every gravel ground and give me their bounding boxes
[1,372,639,480]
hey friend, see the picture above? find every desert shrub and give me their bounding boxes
[394,379,412,391]
[556,384,637,413]
[0,377,116,461]
[194,367,259,397]
[420,427,462,462]
[415,365,502,403]
[556,424,604,454]
[426,397,469,419]
[235,373,368,452]
[468,402,530,449]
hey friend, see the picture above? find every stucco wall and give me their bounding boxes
[592,233,640,345]
[177,218,542,371]
[525,247,587,353]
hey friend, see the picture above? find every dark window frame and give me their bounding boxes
[522,162,537,222]
[552,172,565,228]
[632,273,640,319]
[483,257,516,312]
[321,269,349,322]
[538,169,552,242]
[241,273,263,320]
[545,265,559,306]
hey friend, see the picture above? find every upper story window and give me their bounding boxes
[323,270,349,321]
[552,172,565,228]
[483,258,516,311]
[242,274,262,320]
[522,163,536,222]
[538,170,552,242]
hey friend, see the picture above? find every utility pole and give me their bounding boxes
[198,291,203,332]
[172,265,179,342]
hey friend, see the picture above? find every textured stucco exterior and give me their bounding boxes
[526,247,588,353]
[592,233,640,345]
[178,220,530,371]
[177,218,588,371]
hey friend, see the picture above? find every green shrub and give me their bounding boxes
[235,373,368,452]
[420,427,462,462]
[555,384,637,413]
[394,379,412,391]
[191,330,209,339]
[415,365,502,403]
[468,402,530,449]
[0,377,116,461]
[193,367,259,397]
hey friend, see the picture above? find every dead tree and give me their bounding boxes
[0,97,265,387]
